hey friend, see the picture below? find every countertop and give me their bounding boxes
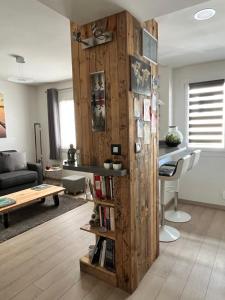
[158,141,187,161]
[159,145,187,160]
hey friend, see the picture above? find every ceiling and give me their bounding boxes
[0,0,215,85]
[157,0,225,68]
[38,0,206,25]
[0,0,72,85]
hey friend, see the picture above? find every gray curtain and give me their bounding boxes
[47,89,61,160]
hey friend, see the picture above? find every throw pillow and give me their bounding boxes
[0,153,14,172]
[0,152,27,172]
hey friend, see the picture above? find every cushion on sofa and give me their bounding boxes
[0,152,26,172]
[0,170,37,189]
[0,154,13,173]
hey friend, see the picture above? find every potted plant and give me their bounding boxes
[165,126,183,147]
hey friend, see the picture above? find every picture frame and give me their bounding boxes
[130,56,151,96]
[90,71,106,132]
[0,93,6,138]
[142,28,158,65]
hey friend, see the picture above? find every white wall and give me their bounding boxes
[159,65,173,139]
[173,60,225,206]
[159,66,176,204]
[0,79,37,161]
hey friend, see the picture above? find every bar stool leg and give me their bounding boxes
[165,190,191,223]
[160,180,180,243]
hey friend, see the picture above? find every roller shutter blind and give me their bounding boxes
[188,79,225,148]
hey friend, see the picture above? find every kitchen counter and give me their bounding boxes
[159,142,187,165]
[159,145,187,160]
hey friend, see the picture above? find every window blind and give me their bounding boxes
[188,79,225,148]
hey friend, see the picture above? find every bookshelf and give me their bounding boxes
[93,198,115,207]
[80,255,117,287]
[80,224,116,240]
[79,172,118,285]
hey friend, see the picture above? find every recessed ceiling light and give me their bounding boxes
[194,8,216,21]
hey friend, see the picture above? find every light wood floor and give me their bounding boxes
[0,201,225,300]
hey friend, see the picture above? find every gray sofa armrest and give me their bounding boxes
[27,163,43,184]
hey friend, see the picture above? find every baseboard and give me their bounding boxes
[164,197,225,211]
[179,198,225,211]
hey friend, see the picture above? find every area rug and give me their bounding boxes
[0,194,87,243]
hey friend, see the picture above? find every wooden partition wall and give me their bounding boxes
[71,11,159,293]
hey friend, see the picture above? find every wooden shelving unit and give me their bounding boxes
[80,255,117,287]
[80,224,116,240]
[80,198,116,285]
[93,198,115,207]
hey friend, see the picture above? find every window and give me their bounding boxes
[58,90,76,149]
[188,79,225,149]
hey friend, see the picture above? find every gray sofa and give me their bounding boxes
[0,150,43,196]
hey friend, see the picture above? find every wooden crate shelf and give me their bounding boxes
[80,224,116,240]
[93,198,115,207]
[80,255,117,287]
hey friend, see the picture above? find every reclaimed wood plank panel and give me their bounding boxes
[70,11,158,293]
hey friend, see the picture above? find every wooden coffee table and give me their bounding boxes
[0,185,65,228]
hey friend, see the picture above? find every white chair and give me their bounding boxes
[188,149,201,171]
[159,154,191,242]
[165,149,201,223]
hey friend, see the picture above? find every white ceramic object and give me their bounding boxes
[113,163,122,170]
[104,162,112,169]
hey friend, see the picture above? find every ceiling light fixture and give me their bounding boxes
[8,54,34,84]
[194,8,216,21]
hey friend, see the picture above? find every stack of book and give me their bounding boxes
[90,237,115,272]
[99,206,115,231]
[94,175,114,199]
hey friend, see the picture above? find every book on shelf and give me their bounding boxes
[100,239,107,267]
[94,175,114,200]
[90,236,104,264]
[90,237,116,272]
[98,206,115,231]
[104,238,115,272]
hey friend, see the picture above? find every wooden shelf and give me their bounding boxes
[93,198,115,207]
[63,162,127,176]
[80,224,115,240]
[80,255,117,287]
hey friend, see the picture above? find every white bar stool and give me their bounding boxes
[159,154,191,242]
[189,149,201,171]
[164,150,201,223]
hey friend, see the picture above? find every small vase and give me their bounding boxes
[165,126,183,147]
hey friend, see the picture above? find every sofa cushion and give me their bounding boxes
[0,170,37,189]
[0,152,26,173]
[0,154,14,173]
